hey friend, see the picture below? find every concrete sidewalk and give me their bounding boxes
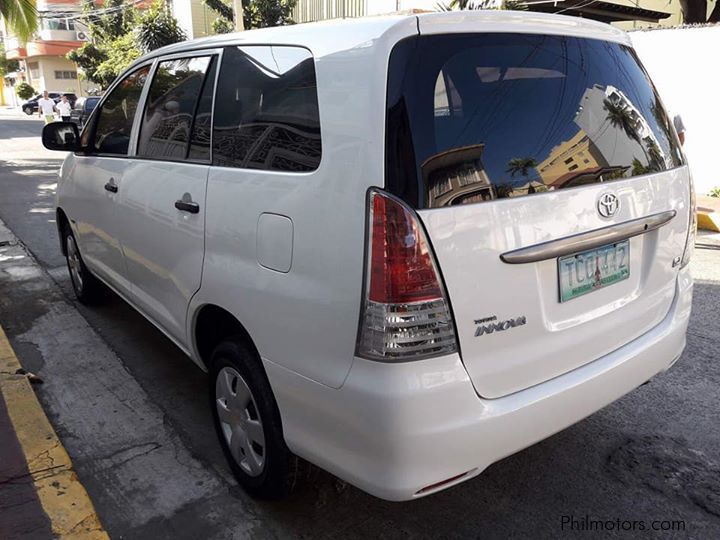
[0,225,107,539]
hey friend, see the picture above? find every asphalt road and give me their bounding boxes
[1,113,719,539]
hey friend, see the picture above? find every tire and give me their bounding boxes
[23,107,33,116]
[209,338,292,500]
[63,226,103,304]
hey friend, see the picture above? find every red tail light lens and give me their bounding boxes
[356,189,457,361]
[369,193,443,303]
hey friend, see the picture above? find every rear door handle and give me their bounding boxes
[175,200,200,214]
[104,179,118,193]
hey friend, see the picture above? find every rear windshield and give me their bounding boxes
[386,34,684,209]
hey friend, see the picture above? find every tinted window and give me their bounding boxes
[213,46,321,172]
[386,34,683,209]
[138,56,212,160]
[187,57,217,161]
[92,66,150,155]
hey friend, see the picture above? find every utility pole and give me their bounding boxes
[233,0,245,31]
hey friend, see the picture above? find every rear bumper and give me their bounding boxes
[266,267,693,501]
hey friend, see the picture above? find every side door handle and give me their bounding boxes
[175,193,200,214]
[104,178,118,193]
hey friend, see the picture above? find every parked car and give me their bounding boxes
[41,12,694,501]
[69,96,101,129]
[22,92,77,115]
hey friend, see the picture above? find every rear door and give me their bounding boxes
[385,31,690,399]
[115,52,218,344]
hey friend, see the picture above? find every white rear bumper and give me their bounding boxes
[265,267,693,501]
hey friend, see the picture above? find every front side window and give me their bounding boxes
[386,34,684,209]
[138,56,213,160]
[92,65,150,155]
[213,46,321,172]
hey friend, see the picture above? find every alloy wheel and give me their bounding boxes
[66,234,84,294]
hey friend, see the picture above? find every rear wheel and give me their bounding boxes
[23,106,33,116]
[64,227,102,304]
[209,338,292,499]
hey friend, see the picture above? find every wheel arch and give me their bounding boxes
[56,207,70,256]
[192,304,262,371]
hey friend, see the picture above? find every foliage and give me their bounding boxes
[15,81,35,99]
[436,0,526,11]
[67,0,185,89]
[205,0,233,22]
[212,16,234,34]
[506,157,538,178]
[0,0,37,41]
[136,2,187,54]
[205,0,296,29]
[709,187,720,198]
[679,0,720,24]
[0,43,21,76]
[94,33,141,86]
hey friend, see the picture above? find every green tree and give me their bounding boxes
[0,0,37,41]
[205,0,296,29]
[211,16,234,34]
[136,1,187,53]
[436,0,526,11]
[15,81,34,99]
[0,43,20,76]
[506,157,538,178]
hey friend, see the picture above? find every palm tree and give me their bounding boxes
[506,157,538,178]
[603,98,652,167]
[0,0,37,42]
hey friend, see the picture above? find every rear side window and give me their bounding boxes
[138,56,213,160]
[386,34,684,209]
[92,66,150,155]
[212,46,321,172]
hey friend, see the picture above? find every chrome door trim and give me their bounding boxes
[500,210,677,264]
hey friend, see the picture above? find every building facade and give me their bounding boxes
[2,0,91,107]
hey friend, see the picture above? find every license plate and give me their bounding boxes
[558,240,630,302]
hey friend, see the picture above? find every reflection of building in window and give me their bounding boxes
[537,130,607,186]
[421,144,494,208]
[548,165,630,189]
[574,84,668,171]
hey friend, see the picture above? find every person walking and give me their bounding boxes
[37,91,56,124]
[56,95,72,123]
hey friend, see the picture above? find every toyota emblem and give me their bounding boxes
[597,192,620,218]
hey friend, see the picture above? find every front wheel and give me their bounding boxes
[210,338,293,499]
[23,107,33,116]
[64,227,102,304]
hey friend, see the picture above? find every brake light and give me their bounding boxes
[356,189,457,361]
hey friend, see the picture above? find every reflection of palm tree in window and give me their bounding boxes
[506,157,538,179]
[603,98,648,164]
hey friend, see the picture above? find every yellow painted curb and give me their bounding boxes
[697,209,720,232]
[0,326,109,539]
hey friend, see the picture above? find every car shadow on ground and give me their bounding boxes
[56,271,720,538]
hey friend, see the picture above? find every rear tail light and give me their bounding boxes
[680,170,696,268]
[355,189,457,361]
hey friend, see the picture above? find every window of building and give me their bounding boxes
[54,70,78,80]
[92,65,150,155]
[28,62,39,79]
[138,56,212,160]
[212,46,321,172]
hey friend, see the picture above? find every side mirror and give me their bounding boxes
[42,122,80,152]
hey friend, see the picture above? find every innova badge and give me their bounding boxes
[597,192,620,218]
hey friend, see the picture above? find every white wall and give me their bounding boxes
[631,26,720,196]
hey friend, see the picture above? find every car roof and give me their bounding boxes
[127,11,629,69]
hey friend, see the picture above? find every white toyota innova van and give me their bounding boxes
[43,11,695,501]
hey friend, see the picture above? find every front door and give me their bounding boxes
[70,65,151,295]
[115,54,217,344]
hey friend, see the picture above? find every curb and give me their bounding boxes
[0,325,109,539]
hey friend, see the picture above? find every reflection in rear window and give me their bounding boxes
[386,34,684,209]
